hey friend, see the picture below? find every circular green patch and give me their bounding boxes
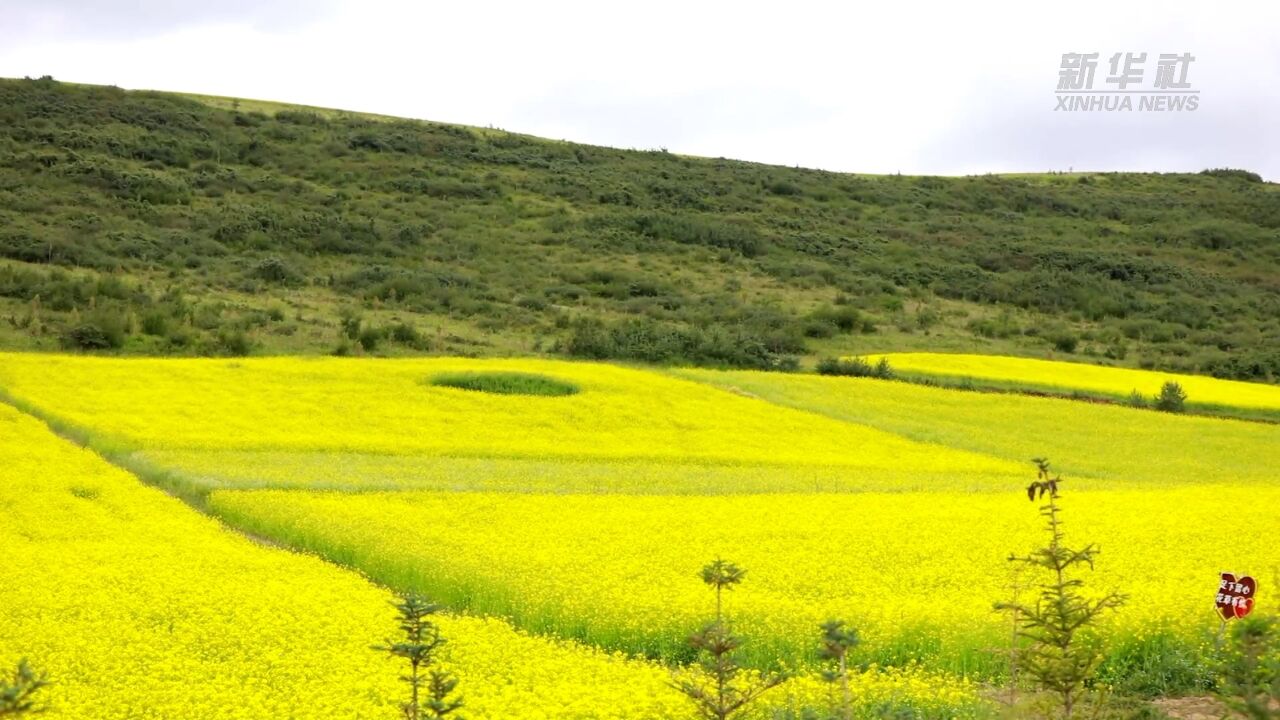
[427,371,580,397]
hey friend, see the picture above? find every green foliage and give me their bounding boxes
[997,459,1127,718]
[250,256,298,284]
[629,213,766,257]
[672,559,785,720]
[803,306,875,338]
[358,326,382,352]
[1048,330,1079,354]
[1153,381,1187,413]
[388,322,429,349]
[1200,168,1264,183]
[1096,631,1215,698]
[61,309,127,350]
[1,78,1278,376]
[373,595,463,720]
[818,620,861,720]
[427,371,580,397]
[214,329,252,356]
[1217,614,1280,720]
[968,310,1020,339]
[0,658,47,717]
[815,357,894,379]
[562,317,801,370]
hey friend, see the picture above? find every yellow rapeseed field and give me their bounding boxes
[0,392,984,718]
[868,352,1280,412]
[673,369,1280,488]
[0,353,1019,479]
[0,404,707,718]
[3,351,1275,714]
[208,486,1280,672]
[138,449,1005,493]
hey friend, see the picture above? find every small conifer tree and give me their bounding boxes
[0,659,47,717]
[672,559,786,720]
[373,595,463,720]
[996,459,1126,718]
[818,619,860,720]
[1154,381,1187,413]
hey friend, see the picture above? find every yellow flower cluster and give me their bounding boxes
[208,485,1280,672]
[865,352,1280,412]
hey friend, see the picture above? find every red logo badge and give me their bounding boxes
[1216,572,1256,620]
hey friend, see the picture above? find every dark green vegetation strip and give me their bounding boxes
[0,77,1277,381]
[427,371,580,396]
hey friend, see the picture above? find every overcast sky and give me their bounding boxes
[2,0,1277,180]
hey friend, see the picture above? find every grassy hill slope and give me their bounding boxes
[1,76,1277,379]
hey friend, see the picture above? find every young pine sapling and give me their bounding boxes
[818,619,860,720]
[0,659,47,717]
[996,459,1126,719]
[373,594,463,720]
[672,559,786,720]
[1154,381,1187,413]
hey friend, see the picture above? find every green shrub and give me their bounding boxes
[214,329,252,356]
[251,256,298,284]
[561,317,798,370]
[140,311,169,336]
[766,180,802,196]
[1049,330,1079,353]
[805,306,873,337]
[968,314,1018,339]
[1199,168,1263,183]
[629,213,767,257]
[427,371,580,397]
[357,326,382,352]
[61,312,127,350]
[389,322,429,349]
[1217,613,1280,719]
[1154,381,1187,413]
[165,327,194,349]
[815,357,893,379]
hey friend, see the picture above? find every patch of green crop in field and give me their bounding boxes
[426,371,580,396]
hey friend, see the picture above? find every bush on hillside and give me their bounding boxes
[815,357,894,379]
[1154,381,1187,413]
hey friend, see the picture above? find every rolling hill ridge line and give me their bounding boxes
[0,77,1276,384]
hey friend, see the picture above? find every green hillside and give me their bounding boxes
[1,76,1277,379]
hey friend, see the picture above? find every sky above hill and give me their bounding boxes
[3,0,1276,180]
